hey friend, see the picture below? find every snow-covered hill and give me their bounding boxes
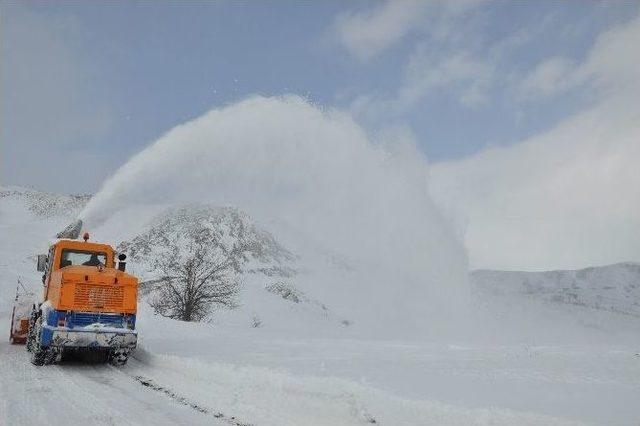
[0,186,90,218]
[0,186,89,311]
[119,204,297,279]
[471,263,640,316]
[116,204,345,332]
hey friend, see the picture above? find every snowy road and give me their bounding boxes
[1,323,603,426]
[3,308,640,425]
[0,335,227,425]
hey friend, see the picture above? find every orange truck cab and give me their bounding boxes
[27,234,138,366]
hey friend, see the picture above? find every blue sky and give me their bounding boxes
[1,0,638,193]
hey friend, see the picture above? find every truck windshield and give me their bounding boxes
[60,249,107,268]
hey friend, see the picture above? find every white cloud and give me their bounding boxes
[430,15,640,270]
[349,48,494,123]
[332,0,429,61]
[331,0,485,61]
[517,15,640,103]
[518,56,576,101]
[342,1,506,121]
[579,14,640,97]
[400,49,494,109]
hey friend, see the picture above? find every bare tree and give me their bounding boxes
[149,226,243,322]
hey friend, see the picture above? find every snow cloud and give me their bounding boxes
[430,14,640,270]
[81,95,469,333]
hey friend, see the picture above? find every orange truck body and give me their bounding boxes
[44,239,138,314]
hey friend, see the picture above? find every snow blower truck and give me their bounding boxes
[26,223,138,366]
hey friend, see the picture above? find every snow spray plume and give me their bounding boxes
[80,96,469,336]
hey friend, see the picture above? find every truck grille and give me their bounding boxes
[74,284,124,310]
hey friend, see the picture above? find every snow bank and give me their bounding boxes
[80,96,469,337]
[126,350,587,426]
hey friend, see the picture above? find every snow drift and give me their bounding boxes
[80,95,468,335]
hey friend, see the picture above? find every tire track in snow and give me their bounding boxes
[0,334,216,426]
[132,375,254,426]
[127,349,382,425]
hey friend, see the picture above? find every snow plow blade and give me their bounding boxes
[9,311,29,344]
[42,327,137,349]
[9,284,33,344]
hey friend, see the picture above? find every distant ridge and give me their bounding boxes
[471,262,640,316]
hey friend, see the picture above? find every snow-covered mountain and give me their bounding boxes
[0,186,90,219]
[118,204,297,281]
[471,263,640,316]
[115,203,341,330]
[0,186,90,311]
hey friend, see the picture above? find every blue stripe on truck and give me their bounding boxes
[40,310,136,347]
[45,310,136,329]
[40,310,137,347]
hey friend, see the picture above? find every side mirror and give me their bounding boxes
[36,254,47,272]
